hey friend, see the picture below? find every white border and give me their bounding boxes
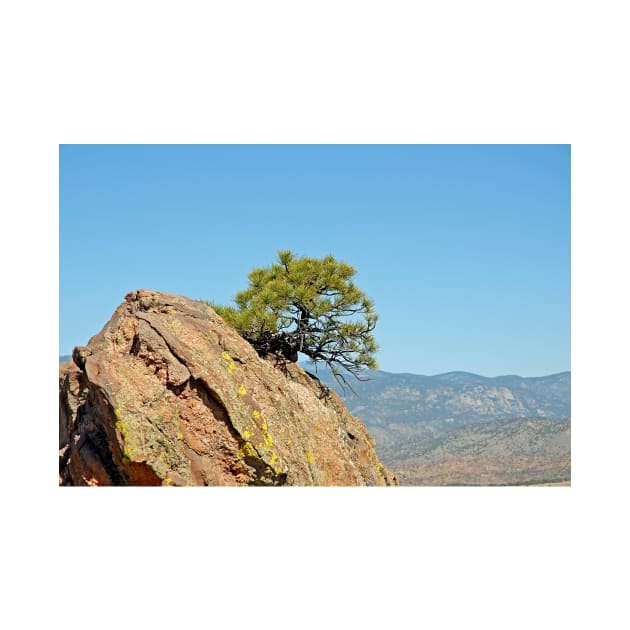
[3,1,628,628]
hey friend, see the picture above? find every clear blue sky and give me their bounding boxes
[59,144,570,377]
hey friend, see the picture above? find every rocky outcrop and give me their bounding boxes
[59,290,396,486]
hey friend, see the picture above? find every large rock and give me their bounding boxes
[59,290,397,486]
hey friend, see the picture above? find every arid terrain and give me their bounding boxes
[313,368,571,486]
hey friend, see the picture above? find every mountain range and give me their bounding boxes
[304,365,571,485]
[308,367,570,427]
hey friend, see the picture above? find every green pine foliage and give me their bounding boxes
[210,250,378,383]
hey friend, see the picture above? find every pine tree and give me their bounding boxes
[211,250,378,386]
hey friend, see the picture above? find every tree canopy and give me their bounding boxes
[211,250,378,386]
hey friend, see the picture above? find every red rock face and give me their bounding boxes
[59,290,397,486]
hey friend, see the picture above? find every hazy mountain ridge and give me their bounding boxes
[307,366,570,427]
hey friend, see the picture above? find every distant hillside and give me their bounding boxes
[379,417,570,462]
[381,417,571,486]
[59,355,71,364]
[307,366,570,427]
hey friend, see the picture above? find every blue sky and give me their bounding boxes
[59,144,570,377]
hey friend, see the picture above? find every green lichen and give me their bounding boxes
[115,407,139,460]
[152,451,171,478]
[113,329,126,347]
[114,397,193,485]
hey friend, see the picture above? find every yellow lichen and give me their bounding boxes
[176,432,183,441]
[238,383,247,396]
[117,424,138,459]
[251,410,274,450]
[115,416,130,444]
[305,451,315,464]
[221,351,236,375]
[115,419,128,437]
[163,477,173,486]
[238,441,258,458]
[261,417,273,448]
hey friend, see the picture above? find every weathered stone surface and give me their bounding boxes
[59,289,397,486]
